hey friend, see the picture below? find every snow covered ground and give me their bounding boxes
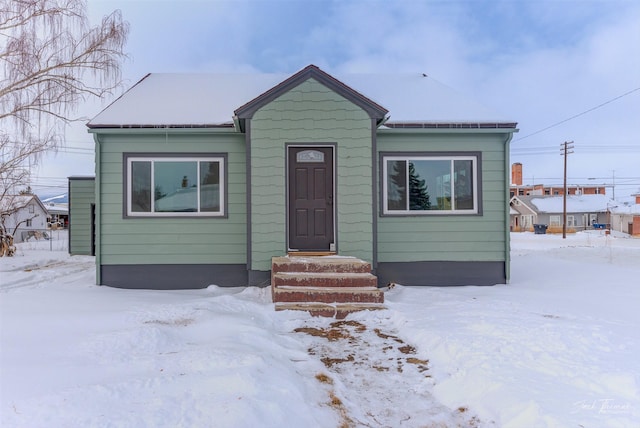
[1,231,639,427]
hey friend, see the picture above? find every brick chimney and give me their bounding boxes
[511,163,523,186]
[635,194,640,204]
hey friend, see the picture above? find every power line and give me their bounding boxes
[513,86,640,142]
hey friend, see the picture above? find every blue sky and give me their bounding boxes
[36,0,640,199]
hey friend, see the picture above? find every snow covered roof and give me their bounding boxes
[45,203,68,215]
[0,195,47,213]
[88,65,515,129]
[529,195,615,213]
[611,203,640,215]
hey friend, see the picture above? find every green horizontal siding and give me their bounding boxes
[95,131,247,266]
[69,178,95,255]
[376,131,509,263]
[250,78,373,271]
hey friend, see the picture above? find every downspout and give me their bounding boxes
[244,119,252,279]
[504,131,514,284]
[93,133,102,285]
[371,118,378,274]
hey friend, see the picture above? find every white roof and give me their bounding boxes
[611,203,640,215]
[88,70,513,128]
[45,203,68,215]
[530,195,615,213]
[0,195,47,213]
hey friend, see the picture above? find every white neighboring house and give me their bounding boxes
[0,195,49,242]
[510,194,615,232]
[528,194,615,230]
[610,193,640,235]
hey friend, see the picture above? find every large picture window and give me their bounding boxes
[126,155,225,217]
[382,154,479,215]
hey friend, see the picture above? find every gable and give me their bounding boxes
[234,65,388,128]
[510,196,538,215]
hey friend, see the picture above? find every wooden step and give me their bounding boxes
[272,256,371,274]
[271,255,384,318]
[273,286,384,304]
[275,302,386,319]
[272,272,378,288]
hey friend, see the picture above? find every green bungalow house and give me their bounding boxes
[86,65,517,289]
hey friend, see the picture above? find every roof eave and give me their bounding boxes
[87,123,237,130]
[383,122,518,129]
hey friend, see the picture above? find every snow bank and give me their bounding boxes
[1,231,639,427]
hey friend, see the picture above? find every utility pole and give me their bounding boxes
[612,170,616,200]
[561,141,574,239]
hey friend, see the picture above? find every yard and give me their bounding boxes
[1,231,639,427]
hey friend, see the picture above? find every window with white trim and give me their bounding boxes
[382,155,478,214]
[550,215,561,226]
[126,156,225,217]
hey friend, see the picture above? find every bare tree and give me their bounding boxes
[0,193,41,237]
[0,0,129,197]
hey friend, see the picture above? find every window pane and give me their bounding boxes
[131,161,151,212]
[411,160,450,210]
[154,161,198,212]
[407,161,432,210]
[454,160,474,210]
[386,160,407,210]
[200,161,220,212]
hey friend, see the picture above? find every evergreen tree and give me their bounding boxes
[408,162,430,210]
[387,161,406,210]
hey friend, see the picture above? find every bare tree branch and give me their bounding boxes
[0,0,129,200]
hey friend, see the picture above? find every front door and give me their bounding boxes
[288,147,334,251]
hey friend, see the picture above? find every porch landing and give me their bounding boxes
[271,256,385,318]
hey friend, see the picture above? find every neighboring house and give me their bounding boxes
[509,195,538,231]
[45,202,69,228]
[68,177,96,256]
[0,195,49,242]
[611,193,640,236]
[85,65,517,289]
[518,194,614,230]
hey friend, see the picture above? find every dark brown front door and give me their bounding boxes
[288,147,334,251]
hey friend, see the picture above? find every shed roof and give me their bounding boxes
[88,65,515,129]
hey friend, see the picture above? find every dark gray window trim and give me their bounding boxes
[378,150,483,217]
[122,152,229,219]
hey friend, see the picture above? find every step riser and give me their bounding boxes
[273,275,378,288]
[273,289,384,304]
[272,258,371,274]
[276,306,384,319]
[271,255,384,318]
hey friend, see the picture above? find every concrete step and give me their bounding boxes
[275,302,386,319]
[272,256,371,274]
[273,286,384,304]
[271,255,383,318]
[272,272,378,288]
